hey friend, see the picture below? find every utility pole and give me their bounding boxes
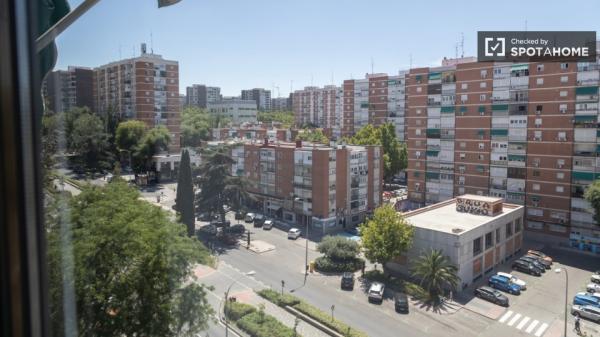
[304,215,309,279]
[281,280,285,295]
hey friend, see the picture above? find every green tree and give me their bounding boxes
[195,145,247,221]
[181,107,212,147]
[411,249,460,301]
[176,149,195,236]
[296,128,329,144]
[45,181,213,337]
[134,125,171,172]
[360,204,413,274]
[41,112,62,190]
[317,236,361,262]
[69,112,113,173]
[257,110,295,127]
[115,120,147,167]
[584,179,600,225]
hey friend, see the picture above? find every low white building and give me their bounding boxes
[391,194,525,290]
[208,98,258,125]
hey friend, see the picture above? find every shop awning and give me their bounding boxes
[576,86,599,96]
[491,129,509,136]
[441,106,455,113]
[492,104,509,111]
[574,115,597,123]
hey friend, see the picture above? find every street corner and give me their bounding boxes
[239,239,275,254]
[192,264,216,279]
[463,297,506,320]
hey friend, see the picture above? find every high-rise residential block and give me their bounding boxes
[185,84,221,108]
[43,66,94,113]
[93,44,181,151]
[271,96,291,111]
[292,85,343,137]
[241,88,272,111]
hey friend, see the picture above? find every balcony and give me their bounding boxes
[490,160,508,166]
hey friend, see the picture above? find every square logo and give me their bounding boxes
[484,37,505,57]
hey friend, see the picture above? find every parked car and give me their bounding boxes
[573,293,600,307]
[577,292,600,301]
[571,304,600,322]
[225,224,246,235]
[198,224,218,236]
[518,256,547,272]
[368,282,385,303]
[524,254,551,269]
[474,286,509,307]
[235,211,246,220]
[488,275,521,295]
[253,214,265,227]
[592,273,600,284]
[288,228,301,240]
[512,260,542,276]
[394,292,409,313]
[496,272,527,290]
[340,272,355,290]
[527,250,553,264]
[262,219,274,230]
[587,283,600,293]
[219,234,238,245]
[210,220,231,228]
[244,213,255,223]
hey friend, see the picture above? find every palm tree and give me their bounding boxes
[411,249,460,301]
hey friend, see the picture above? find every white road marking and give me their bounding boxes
[499,310,513,323]
[516,317,530,330]
[508,313,522,327]
[525,320,539,334]
[534,323,548,337]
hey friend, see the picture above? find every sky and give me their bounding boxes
[56,0,600,97]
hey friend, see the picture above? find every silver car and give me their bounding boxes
[587,283,600,293]
[572,304,600,322]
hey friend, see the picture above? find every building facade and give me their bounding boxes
[271,96,291,111]
[292,85,343,137]
[207,98,258,125]
[43,66,94,113]
[185,84,221,108]
[93,44,181,151]
[241,88,272,111]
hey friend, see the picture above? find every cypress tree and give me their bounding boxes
[176,149,195,236]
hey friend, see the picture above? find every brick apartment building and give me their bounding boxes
[211,126,295,142]
[292,85,343,139]
[220,139,383,233]
[43,66,94,113]
[93,44,181,152]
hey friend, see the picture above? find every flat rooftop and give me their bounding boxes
[403,196,523,235]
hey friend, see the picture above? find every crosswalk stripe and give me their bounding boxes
[499,310,514,323]
[526,320,539,334]
[535,323,549,337]
[508,313,522,327]
[516,317,530,330]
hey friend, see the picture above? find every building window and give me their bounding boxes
[460,94,468,102]
[532,183,540,191]
[478,143,484,150]
[537,64,544,72]
[558,132,566,141]
[461,83,468,90]
[556,186,564,193]
[505,222,513,237]
[416,87,422,93]
[480,70,488,78]
[479,94,486,101]
[460,142,466,148]
[560,76,568,83]
[515,219,522,233]
[560,63,569,70]
[485,232,493,249]
[460,153,466,159]
[533,170,540,177]
[536,78,544,85]
[473,237,482,256]
[559,91,567,97]
[557,159,565,168]
[556,172,565,179]
[415,129,421,136]
[496,228,501,243]
[480,82,487,88]
[478,154,484,160]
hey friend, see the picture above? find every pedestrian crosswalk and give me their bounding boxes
[498,311,549,336]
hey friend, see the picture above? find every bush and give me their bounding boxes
[314,256,363,273]
[257,289,300,307]
[317,236,360,261]
[236,311,297,337]
[292,301,368,337]
[225,301,256,322]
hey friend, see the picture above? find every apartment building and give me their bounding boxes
[93,44,181,151]
[185,84,221,108]
[241,88,272,111]
[342,73,406,141]
[292,85,343,137]
[207,98,258,125]
[43,66,94,113]
[271,96,291,111]
[212,126,293,142]
[405,54,600,247]
[236,139,382,233]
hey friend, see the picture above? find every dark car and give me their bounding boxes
[210,220,231,228]
[253,214,265,227]
[474,286,509,307]
[519,256,546,272]
[224,224,246,235]
[235,211,245,220]
[341,272,355,290]
[197,224,218,236]
[512,259,542,276]
[394,292,409,313]
[524,254,552,269]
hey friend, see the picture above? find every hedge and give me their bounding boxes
[257,289,368,337]
[236,311,298,337]
[224,301,256,321]
[314,256,364,273]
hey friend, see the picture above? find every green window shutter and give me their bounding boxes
[414,171,421,178]
[426,172,440,180]
[491,129,509,136]
[428,72,441,80]
[426,150,439,157]
[441,106,455,113]
[360,102,369,108]
[477,129,486,136]
[459,106,467,113]
[530,195,540,202]
[415,75,422,81]
[426,128,441,138]
[508,154,525,161]
[511,64,529,71]
[573,171,595,181]
[597,129,600,137]
[478,106,486,113]
[574,115,597,123]
[596,144,600,154]
[492,104,509,111]
[575,86,599,95]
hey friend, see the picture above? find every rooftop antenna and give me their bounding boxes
[132,45,135,58]
[455,43,458,59]
[460,32,464,58]
[409,54,413,69]
[525,19,528,32]
[150,31,154,53]
[370,56,374,74]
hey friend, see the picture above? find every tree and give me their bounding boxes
[317,236,360,262]
[115,120,147,167]
[584,179,600,226]
[133,125,171,172]
[257,110,295,127]
[41,112,63,190]
[296,128,329,144]
[360,204,413,274]
[176,149,195,236]
[45,181,214,337]
[69,112,113,173]
[411,249,460,301]
[181,107,212,147]
[195,145,247,221]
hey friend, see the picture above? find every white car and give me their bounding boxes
[287,228,301,240]
[592,274,600,284]
[263,220,274,230]
[368,282,385,303]
[571,304,600,323]
[496,272,527,290]
[244,213,255,223]
[587,283,600,293]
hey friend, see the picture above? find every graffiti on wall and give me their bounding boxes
[456,197,492,216]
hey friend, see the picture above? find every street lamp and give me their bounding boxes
[221,271,255,337]
[554,267,568,337]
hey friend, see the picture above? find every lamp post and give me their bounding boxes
[554,267,568,337]
[221,271,255,337]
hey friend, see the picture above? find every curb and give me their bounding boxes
[283,305,342,337]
